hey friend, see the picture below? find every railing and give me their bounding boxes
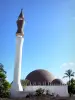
[27,82,67,86]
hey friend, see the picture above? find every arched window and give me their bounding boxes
[33,82,36,85]
[38,82,41,85]
[29,82,31,86]
[43,81,46,85]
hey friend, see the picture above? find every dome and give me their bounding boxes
[25,69,55,85]
[51,79,63,85]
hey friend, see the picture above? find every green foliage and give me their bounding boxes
[68,78,75,96]
[63,69,75,97]
[21,79,30,87]
[0,63,11,98]
[36,88,44,96]
[63,69,75,84]
[67,78,75,85]
[0,63,6,74]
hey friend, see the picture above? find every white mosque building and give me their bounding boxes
[10,10,69,98]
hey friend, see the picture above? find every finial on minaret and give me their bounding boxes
[18,9,24,19]
[16,9,25,37]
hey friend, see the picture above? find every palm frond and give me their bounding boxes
[71,74,74,77]
[64,72,69,76]
[63,76,68,78]
[63,69,75,80]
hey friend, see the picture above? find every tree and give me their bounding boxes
[67,78,75,95]
[0,63,11,98]
[21,79,30,88]
[63,69,75,97]
[67,78,75,85]
[63,69,75,84]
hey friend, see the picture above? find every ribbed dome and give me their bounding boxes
[51,79,63,85]
[25,69,55,85]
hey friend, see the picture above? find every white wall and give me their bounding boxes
[24,85,69,97]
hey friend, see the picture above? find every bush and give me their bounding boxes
[35,88,44,96]
[46,90,49,95]
[68,85,75,97]
[26,93,33,98]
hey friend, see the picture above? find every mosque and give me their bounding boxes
[10,10,69,98]
[25,69,63,85]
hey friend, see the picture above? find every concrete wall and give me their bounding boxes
[24,85,69,97]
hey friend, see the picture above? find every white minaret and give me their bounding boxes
[11,9,25,95]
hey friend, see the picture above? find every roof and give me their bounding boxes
[51,79,63,85]
[25,69,55,85]
[18,9,24,19]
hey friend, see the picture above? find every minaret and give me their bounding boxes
[11,9,25,93]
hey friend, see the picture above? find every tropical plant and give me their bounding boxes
[0,63,11,98]
[63,69,75,84]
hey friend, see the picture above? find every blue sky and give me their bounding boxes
[0,0,75,83]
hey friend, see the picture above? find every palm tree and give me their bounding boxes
[63,69,75,84]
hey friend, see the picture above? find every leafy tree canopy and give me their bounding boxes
[0,63,11,98]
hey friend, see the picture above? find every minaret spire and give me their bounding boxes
[18,9,24,19]
[16,9,25,37]
[10,10,25,97]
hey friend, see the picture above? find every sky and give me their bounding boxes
[0,0,75,83]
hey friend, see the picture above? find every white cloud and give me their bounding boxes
[60,62,75,70]
[69,62,75,66]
